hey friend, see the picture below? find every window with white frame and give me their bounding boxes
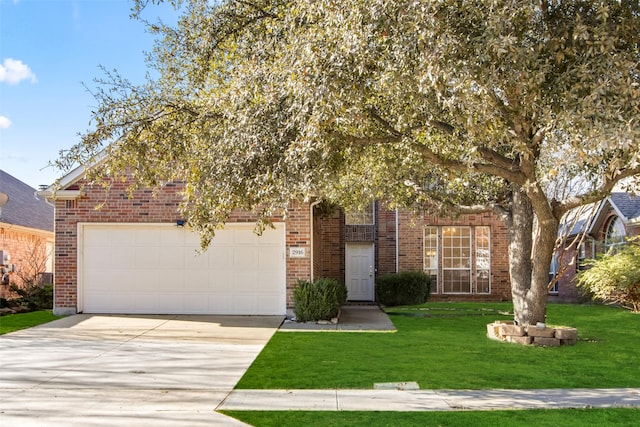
[475,226,490,294]
[423,226,491,294]
[442,226,472,293]
[424,226,438,290]
[604,216,625,254]
[549,254,559,293]
[345,203,375,225]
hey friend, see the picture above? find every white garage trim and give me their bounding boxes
[77,222,286,315]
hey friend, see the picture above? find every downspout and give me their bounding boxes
[310,200,322,282]
[395,208,399,273]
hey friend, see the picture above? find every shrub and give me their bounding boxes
[293,277,347,322]
[576,239,640,312]
[8,282,54,311]
[376,271,431,307]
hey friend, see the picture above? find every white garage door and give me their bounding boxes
[79,223,286,315]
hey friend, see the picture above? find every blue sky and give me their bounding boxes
[0,0,177,189]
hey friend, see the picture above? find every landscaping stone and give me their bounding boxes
[506,335,533,345]
[526,326,556,338]
[500,324,525,336]
[533,336,561,347]
[486,321,577,347]
[555,327,578,340]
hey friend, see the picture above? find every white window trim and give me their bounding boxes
[441,226,472,294]
[423,226,439,294]
[475,226,491,294]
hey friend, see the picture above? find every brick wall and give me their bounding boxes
[53,178,311,313]
[313,207,343,282]
[397,210,511,302]
[0,225,53,300]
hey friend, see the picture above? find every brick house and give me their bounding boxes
[0,170,54,300]
[552,192,640,302]
[41,166,513,316]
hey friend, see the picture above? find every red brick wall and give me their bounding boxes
[53,178,311,313]
[313,207,344,282]
[397,210,511,302]
[0,225,53,300]
[376,203,398,275]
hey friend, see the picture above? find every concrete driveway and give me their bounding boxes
[0,314,283,427]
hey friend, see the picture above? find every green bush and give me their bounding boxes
[577,239,640,312]
[8,282,54,311]
[376,271,431,307]
[293,278,347,322]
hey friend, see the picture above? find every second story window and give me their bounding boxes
[345,203,375,225]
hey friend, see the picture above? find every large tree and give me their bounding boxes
[57,0,640,325]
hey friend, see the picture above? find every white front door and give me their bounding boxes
[345,243,375,301]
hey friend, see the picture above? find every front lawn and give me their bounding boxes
[236,302,640,390]
[223,408,640,427]
[0,310,62,335]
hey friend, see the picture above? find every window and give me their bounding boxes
[424,227,438,290]
[604,216,625,254]
[442,227,471,293]
[345,203,375,225]
[475,227,490,293]
[423,226,491,294]
[549,254,559,293]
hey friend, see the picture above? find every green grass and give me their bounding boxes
[236,302,640,390]
[222,408,640,427]
[0,310,62,335]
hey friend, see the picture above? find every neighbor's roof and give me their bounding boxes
[0,169,54,232]
[559,192,640,237]
[609,192,640,221]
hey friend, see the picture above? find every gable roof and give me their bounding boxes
[0,169,54,232]
[609,192,640,221]
[559,192,640,238]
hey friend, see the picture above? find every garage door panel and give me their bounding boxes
[80,223,285,315]
[259,247,282,266]
[208,247,234,267]
[233,247,258,268]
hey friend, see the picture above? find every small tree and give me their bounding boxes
[576,239,640,312]
[15,237,51,287]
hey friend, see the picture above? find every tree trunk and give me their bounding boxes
[508,186,556,326]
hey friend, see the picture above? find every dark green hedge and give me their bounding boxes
[375,271,431,306]
[293,277,347,322]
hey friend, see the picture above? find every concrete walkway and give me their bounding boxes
[219,388,640,412]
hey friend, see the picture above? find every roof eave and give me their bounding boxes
[36,189,84,201]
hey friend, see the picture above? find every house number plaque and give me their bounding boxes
[289,247,306,258]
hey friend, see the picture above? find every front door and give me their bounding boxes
[345,243,375,301]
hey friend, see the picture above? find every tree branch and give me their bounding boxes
[555,165,640,217]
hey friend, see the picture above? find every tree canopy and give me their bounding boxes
[57,0,640,324]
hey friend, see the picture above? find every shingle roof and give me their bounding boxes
[610,192,640,221]
[0,170,54,232]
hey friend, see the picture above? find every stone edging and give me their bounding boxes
[487,321,578,346]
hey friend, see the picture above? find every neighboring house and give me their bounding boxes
[0,170,54,300]
[41,167,513,316]
[552,192,640,302]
